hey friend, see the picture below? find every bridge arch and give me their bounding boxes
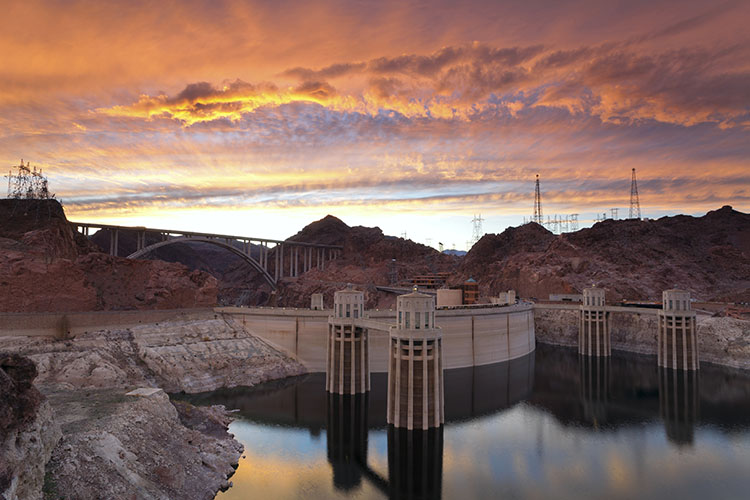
[127,236,276,288]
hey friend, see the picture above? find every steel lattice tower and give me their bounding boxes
[533,174,543,224]
[471,214,484,246]
[629,168,641,220]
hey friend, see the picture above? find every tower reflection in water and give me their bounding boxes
[659,368,699,446]
[388,426,443,500]
[326,394,369,491]
[326,393,444,499]
[579,354,610,426]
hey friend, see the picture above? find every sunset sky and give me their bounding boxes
[1,0,748,248]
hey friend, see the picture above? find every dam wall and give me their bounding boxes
[217,303,536,372]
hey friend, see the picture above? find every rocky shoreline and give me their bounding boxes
[1,317,304,500]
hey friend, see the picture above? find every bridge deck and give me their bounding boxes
[71,221,343,288]
[70,221,343,249]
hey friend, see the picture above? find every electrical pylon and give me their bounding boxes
[471,214,484,246]
[533,174,543,224]
[629,168,641,220]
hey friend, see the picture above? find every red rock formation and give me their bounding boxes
[0,200,218,312]
[275,215,460,308]
[453,206,750,302]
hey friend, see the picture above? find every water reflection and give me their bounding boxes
[183,353,535,429]
[579,355,610,426]
[388,427,443,500]
[659,369,699,446]
[325,394,445,499]
[176,345,750,499]
[327,394,370,491]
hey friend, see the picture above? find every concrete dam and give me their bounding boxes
[217,302,536,373]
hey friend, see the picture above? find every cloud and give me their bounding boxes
[1,0,749,234]
[93,36,750,130]
[281,62,367,81]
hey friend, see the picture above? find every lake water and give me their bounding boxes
[180,344,750,499]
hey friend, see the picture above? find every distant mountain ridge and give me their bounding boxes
[451,205,750,302]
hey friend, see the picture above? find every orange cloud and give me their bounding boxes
[1,0,749,240]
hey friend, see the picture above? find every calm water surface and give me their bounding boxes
[180,345,750,499]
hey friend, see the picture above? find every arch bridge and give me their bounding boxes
[72,222,342,288]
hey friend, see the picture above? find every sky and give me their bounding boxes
[1,0,749,249]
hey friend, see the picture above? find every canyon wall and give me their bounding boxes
[534,305,750,370]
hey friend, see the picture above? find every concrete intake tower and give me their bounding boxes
[387,290,444,430]
[658,289,699,370]
[579,286,611,357]
[326,286,370,394]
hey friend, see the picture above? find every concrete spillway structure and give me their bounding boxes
[658,289,699,370]
[387,291,444,430]
[326,286,370,394]
[579,286,610,356]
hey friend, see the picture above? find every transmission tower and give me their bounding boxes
[533,174,543,224]
[629,168,641,219]
[570,214,579,231]
[471,214,484,246]
[6,159,52,199]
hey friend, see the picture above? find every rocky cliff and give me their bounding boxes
[2,317,304,393]
[0,199,218,312]
[42,389,243,500]
[454,206,750,302]
[1,317,304,499]
[0,354,61,500]
[273,215,460,308]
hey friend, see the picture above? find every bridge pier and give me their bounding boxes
[293,247,298,277]
[135,231,146,252]
[327,286,369,395]
[387,290,444,430]
[274,244,280,282]
[109,229,119,256]
[579,286,610,356]
[658,289,698,370]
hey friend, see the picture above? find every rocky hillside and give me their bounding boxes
[0,199,218,312]
[275,215,460,308]
[89,227,269,307]
[453,206,750,302]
